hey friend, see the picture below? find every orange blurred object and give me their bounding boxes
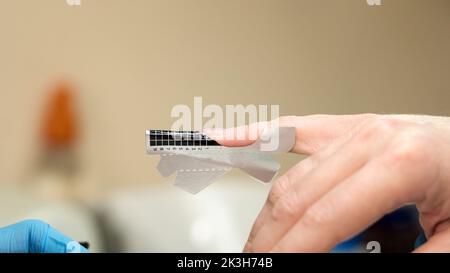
[41,82,78,149]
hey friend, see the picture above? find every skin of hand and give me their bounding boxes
[0,220,89,253]
[212,114,450,253]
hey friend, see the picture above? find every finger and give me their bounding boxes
[205,114,376,155]
[0,220,88,253]
[249,126,375,252]
[244,156,318,252]
[413,226,450,252]
[243,204,270,252]
[271,154,425,252]
[244,120,371,252]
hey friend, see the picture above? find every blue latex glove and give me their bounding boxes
[0,220,88,253]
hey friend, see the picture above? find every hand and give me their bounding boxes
[0,220,89,253]
[216,114,450,252]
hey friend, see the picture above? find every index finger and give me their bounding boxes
[204,114,375,155]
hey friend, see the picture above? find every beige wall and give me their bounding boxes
[1,0,449,192]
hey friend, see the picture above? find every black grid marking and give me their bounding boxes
[148,130,221,147]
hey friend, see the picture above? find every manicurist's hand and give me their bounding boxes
[217,114,450,252]
[0,220,88,253]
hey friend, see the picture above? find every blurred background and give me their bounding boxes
[0,0,449,252]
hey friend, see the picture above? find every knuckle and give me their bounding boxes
[380,129,437,196]
[268,175,290,205]
[276,116,298,127]
[306,153,320,167]
[355,114,379,130]
[387,131,430,167]
[300,201,335,229]
[361,113,378,121]
[357,117,398,142]
[271,192,302,222]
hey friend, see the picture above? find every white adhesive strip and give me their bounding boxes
[146,127,295,194]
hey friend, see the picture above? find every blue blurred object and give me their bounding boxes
[333,206,422,253]
[414,232,427,249]
[331,233,364,253]
[0,220,88,253]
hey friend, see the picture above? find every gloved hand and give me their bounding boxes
[0,220,89,253]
